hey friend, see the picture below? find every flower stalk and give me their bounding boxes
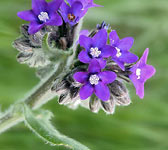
[0,55,69,134]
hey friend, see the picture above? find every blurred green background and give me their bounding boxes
[0,0,168,150]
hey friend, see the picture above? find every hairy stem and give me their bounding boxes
[0,18,83,135]
[0,59,68,134]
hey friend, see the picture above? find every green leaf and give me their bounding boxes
[23,105,89,150]
[42,33,51,52]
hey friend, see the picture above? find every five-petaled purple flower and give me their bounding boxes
[73,60,117,101]
[129,48,156,99]
[67,0,102,9]
[109,30,139,70]
[17,0,63,34]
[78,29,116,68]
[60,1,86,26]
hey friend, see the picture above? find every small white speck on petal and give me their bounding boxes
[115,47,122,57]
[136,68,141,79]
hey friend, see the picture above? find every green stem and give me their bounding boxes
[0,17,83,135]
[0,59,68,134]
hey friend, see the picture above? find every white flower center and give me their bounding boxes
[90,47,101,58]
[136,68,141,80]
[38,12,49,22]
[115,47,122,57]
[89,74,99,85]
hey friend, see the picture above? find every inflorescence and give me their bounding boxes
[14,0,156,114]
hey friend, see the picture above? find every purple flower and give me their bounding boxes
[129,48,156,99]
[80,29,90,36]
[109,30,139,70]
[76,29,89,45]
[60,1,86,26]
[67,0,102,9]
[73,60,117,101]
[17,0,63,34]
[78,29,116,68]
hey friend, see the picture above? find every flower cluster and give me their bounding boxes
[17,0,101,34]
[74,28,156,102]
[15,0,156,114]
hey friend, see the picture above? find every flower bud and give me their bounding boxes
[51,80,68,95]
[97,21,111,32]
[89,96,101,113]
[59,92,71,105]
[100,97,116,114]
[52,72,81,106]
[13,38,32,52]
[109,80,131,106]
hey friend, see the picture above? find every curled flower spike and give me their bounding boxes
[109,30,139,70]
[129,48,156,99]
[60,1,86,26]
[97,21,111,31]
[67,0,102,9]
[13,24,50,68]
[78,29,116,68]
[17,0,63,34]
[73,60,117,101]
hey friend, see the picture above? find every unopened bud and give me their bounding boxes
[17,52,33,63]
[13,38,32,52]
[89,95,100,113]
[109,80,127,97]
[51,80,68,95]
[100,97,116,114]
[59,92,70,105]
[109,80,131,106]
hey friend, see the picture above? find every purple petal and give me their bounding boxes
[101,45,117,58]
[112,59,125,71]
[71,2,83,16]
[73,72,88,84]
[92,29,107,48]
[48,0,63,14]
[88,59,101,73]
[66,0,73,6]
[60,2,70,23]
[96,58,106,69]
[136,83,144,99]
[80,83,94,100]
[99,71,117,84]
[28,21,44,34]
[138,48,149,65]
[45,13,63,26]
[86,3,103,9]
[129,75,144,99]
[140,65,156,82]
[76,30,89,45]
[119,51,138,63]
[117,37,134,51]
[67,0,102,9]
[95,82,110,101]
[32,0,48,15]
[78,50,91,63]
[80,30,89,36]
[17,10,36,22]
[79,8,88,18]
[109,30,120,46]
[79,35,93,50]
[81,0,102,9]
